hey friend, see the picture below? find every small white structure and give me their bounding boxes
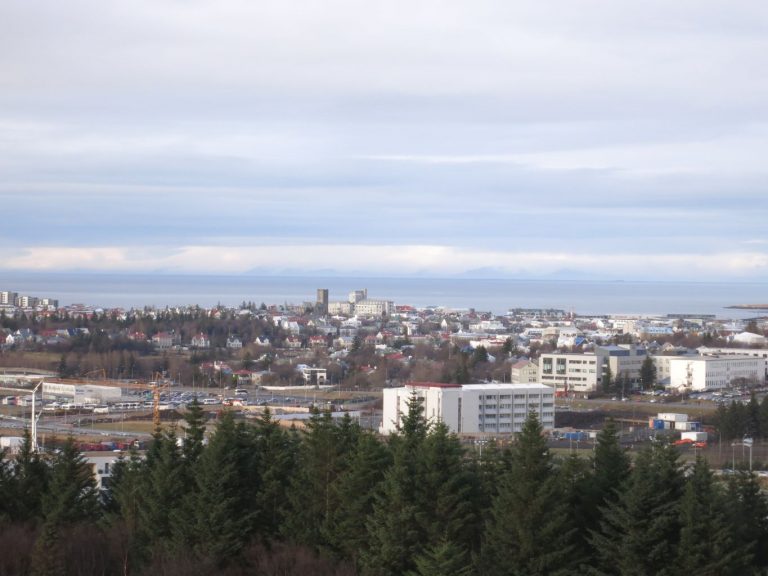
[732,332,768,347]
[380,382,555,436]
[510,359,539,384]
[297,365,327,386]
[84,452,140,491]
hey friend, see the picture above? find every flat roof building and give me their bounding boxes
[380,382,555,436]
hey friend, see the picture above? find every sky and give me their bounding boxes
[1,0,768,281]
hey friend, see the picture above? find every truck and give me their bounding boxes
[681,431,708,442]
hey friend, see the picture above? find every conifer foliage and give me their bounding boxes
[4,406,768,575]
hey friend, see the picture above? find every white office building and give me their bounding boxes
[698,347,768,378]
[380,382,555,436]
[539,352,606,396]
[668,356,763,391]
[354,299,394,317]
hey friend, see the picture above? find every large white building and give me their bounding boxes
[539,352,606,396]
[668,355,763,391]
[380,382,555,436]
[539,345,647,395]
[354,299,394,317]
[698,347,768,378]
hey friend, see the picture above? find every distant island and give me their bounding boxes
[727,304,768,310]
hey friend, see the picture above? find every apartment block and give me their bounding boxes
[380,382,555,436]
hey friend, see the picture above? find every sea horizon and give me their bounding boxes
[2,270,767,320]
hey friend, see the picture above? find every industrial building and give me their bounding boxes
[42,381,122,404]
[380,382,555,436]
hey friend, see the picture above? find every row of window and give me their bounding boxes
[479,393,547,400]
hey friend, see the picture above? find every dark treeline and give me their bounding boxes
[715,394,768,441]
[2,399,768,575]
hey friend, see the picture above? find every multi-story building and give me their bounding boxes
[596,344,648,388]
[0,292,18,306]
[668,355,763,391]
[16,295,39,308]
[316,289,329,315]
[328,301,353,315]
[538,351,607,396]
[698,347,768,378]
[380,382,555,436]
[354,299,394,317]
[348,289,368,304]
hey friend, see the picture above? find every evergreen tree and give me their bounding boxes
[590,441,684,576]
[135,428,185,553]
[41,436,99,525]
[181,398,206,467]
[398,390,430,443]
[104,450,145,573]
[557,453,594,566]
[417,422,479,554]
[283,409,358,548]
[602,365,613,394]
[327,431,391,565]
[12,428,49,522]
[0,447,14,522]
[746,394,761,439]
[676,458,742,576]
[726,470,768,571]
[361,392,430,576]
[406,538,473,576]
[481,413,579,576]
[361,454,423,576]
[592,419,630,505]
[759,395,768,440]
[252,409,299,542]
[177,411,256,566]
[640,355,657,390]
[471,346,489,366]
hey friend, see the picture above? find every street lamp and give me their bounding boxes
[744,436,754,471]
[30,380,43,452]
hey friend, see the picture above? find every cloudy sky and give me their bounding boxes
[2,0,767,280]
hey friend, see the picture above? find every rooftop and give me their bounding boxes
[462,383,553,391]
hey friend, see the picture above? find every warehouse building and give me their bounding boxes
[42,381,122,404]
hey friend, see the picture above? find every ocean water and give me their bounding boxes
[1,272,766,319]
